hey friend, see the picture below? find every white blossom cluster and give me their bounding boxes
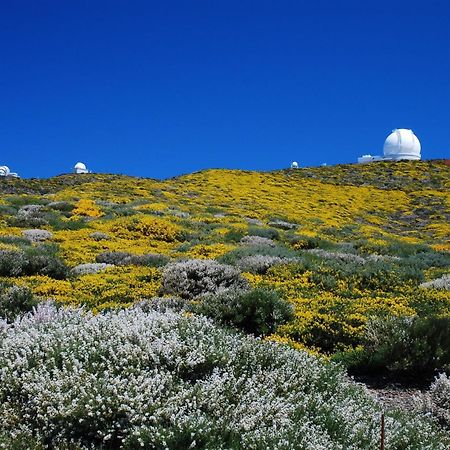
[22,229,53,243]
[0,303,446,449]
[240,235,276,247]
[416,373,450,428]
[420,274,450,291]
[70,263,113,276]
[306,249,400,265]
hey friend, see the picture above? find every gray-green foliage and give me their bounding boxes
[96,251,169,267]
[0,246,68,279]
[0,284,38,322]
[194,288,294,336]
[160,259,249,299]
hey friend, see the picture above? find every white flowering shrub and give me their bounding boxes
[240,235,276,247]
[160,259,249,299]
[22,228,53,243]
[0,303,446,449]
[420,274,450,291]
[237,255,285,274]
[416,373,450,429]
[9,204,48,227]
[71,263,113,276]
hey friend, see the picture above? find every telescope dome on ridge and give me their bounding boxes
[383,129,421,161]
[291,161,299,169]
[0,166,11,176]
[74,162,89,174]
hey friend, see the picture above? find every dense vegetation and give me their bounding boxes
[0,160,449,447]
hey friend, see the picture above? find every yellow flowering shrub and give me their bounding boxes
[72,199,103,218]
[107,216,183,242]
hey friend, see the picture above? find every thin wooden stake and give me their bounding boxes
[380,413,385,450]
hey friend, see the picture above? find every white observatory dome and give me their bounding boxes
[74,162,88,174]
[383,129,421,161]
[291,161,299,169]
[0,166,11,176]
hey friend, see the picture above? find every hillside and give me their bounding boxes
[0,160,449,448]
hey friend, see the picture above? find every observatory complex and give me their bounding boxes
[0,166,19,178]
[358,129,421,163]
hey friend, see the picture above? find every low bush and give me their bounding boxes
[96,251,169,267]
[0,284,38,322]
[240,235,276,247]
[89,231,111,241]
[47,201,75,212]
[247,226,279,240]
[223,229,245,243]
[96,251,132,265]
[417,373,450,429]
[159,259,248,299]
[285,234,333,250]
[236,254,287,274]
[346,315,450,375]
[22,229,53,243]
[218,244,297,266]
[0,235,31,246]
[0,246,68,279]
[420,274,450,291]
[71,263,113,276]
[268,219,298,230]
[194,288,294,336]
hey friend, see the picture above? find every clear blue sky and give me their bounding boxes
[1,0,449,179]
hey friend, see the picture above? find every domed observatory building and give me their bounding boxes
[291,161,299,169]
[0,166,19,178]
[0,166,10,177]
[74,162,89,174]
[383,129,421,161]
[357,129,421,163]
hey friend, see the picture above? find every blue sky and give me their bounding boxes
[1,0,449,179]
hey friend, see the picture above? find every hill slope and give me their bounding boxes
[0,160,449,448]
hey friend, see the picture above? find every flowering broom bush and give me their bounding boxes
[0,303,447,449]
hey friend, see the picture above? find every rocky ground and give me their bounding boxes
[355,374,431,413]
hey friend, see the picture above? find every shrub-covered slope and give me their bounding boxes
[0,160,449,353]
[0,160,449,448]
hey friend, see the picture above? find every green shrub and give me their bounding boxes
[247,226,279,240]
[347,315,450,375]
[0,284,38,322]
[0,245,68,279]
[223,229,245,243]
[194,288,294,336]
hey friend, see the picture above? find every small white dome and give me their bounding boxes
[74,162,87,170]
[291,161,299,169]
[383,129,421,160]
[0,166,11,176]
